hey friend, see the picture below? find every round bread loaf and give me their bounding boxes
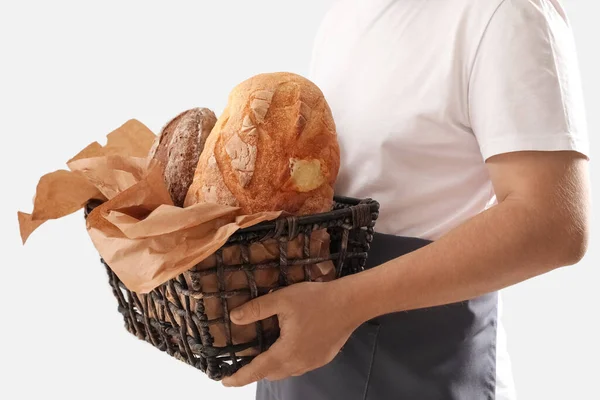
[184,72,340,215]
[148,107,217,206]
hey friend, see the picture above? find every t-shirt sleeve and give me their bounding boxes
[468,0,589,161]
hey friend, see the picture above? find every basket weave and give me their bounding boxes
[85,196,379,380]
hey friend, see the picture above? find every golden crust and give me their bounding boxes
[184,72,340,215]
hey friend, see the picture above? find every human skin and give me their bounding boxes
[222,150,591,386]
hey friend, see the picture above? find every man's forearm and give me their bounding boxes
[335,195,588,325]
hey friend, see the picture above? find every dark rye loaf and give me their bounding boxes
[148,107,217,206]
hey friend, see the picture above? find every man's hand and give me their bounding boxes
[221,280,360,387]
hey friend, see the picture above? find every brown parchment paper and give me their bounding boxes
[18,119,335,299]
[18,119,156,242]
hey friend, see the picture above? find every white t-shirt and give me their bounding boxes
[308,0,589,399]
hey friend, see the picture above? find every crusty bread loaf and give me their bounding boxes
[184,72,340,215]
[148,108,217,206]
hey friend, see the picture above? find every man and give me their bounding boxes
[222,0,591,399]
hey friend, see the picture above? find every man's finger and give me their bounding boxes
[229,293,279,325]
[222,351,277,387]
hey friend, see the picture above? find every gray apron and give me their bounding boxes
[257,233,498,400]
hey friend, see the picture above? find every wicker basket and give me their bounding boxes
[84,196,379,380]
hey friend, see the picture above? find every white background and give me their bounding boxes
[0,1,597,399]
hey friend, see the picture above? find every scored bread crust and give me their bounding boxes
[184,72,340,215]
[148,107,217,206]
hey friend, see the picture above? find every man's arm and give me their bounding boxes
[340,150,590,323]
[222,150,590,387]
